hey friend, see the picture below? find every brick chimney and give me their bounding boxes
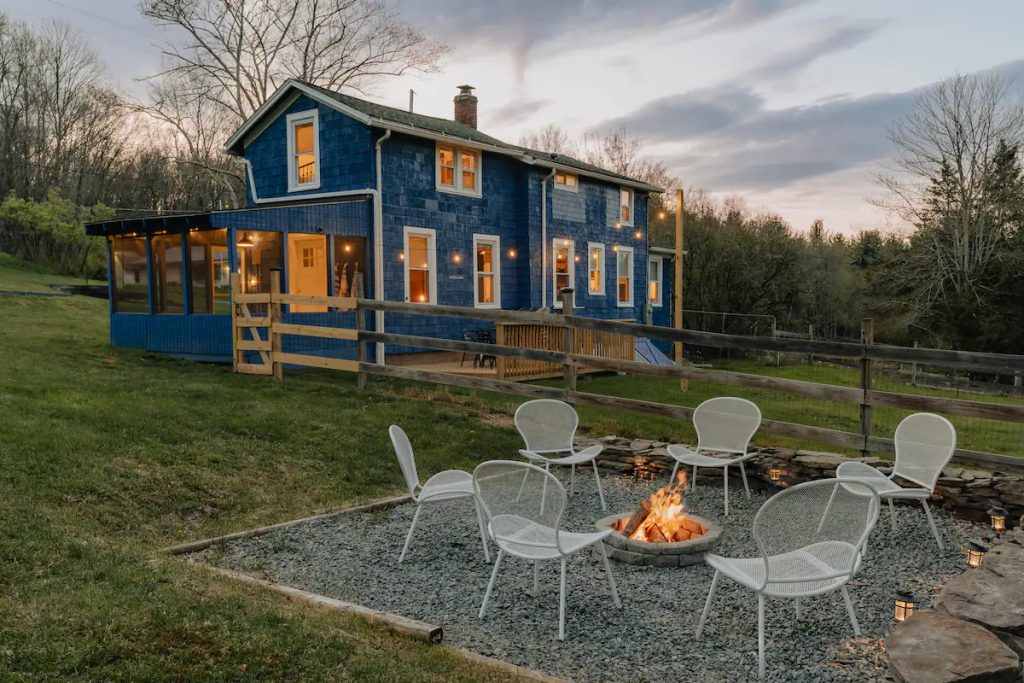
[453,85,478,129]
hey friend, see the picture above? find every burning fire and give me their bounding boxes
[617,471,707,543]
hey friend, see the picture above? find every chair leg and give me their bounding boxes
[540,463,550,515]
[597,541,621,607]
[474,498,491,563]
[558,558,567,641]
[889,498,897,532]
[795,597,801,620]
[739,461,751,500]
[669,460,679,485]
[841,585,861,636]
[399,504,422,563]
[758,594,766,681]
[696,570,720,639]
[479,550,504,619]
[922,500,943,550]
[533,560,540,594]
[692,464,698,489]
[592,459,607,511]
[570,464,576,495]
[723,466,730,516]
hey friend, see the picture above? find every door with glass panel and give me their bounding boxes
[287,233,328,313]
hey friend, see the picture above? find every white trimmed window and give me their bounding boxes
[616,245,634,307]
[648,256,663,307]
[555,170,578,192]
[552,238,574,309]
[620,187,634,226]
[588,242,605,295]
[287,110,320,192]
[403,226,437,304]
[436,143,482,196]
[473,234,501,308]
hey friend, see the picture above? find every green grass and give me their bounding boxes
[0,255,529,681]
[0,252,100,292]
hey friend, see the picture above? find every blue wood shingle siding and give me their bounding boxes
[100,91,659,363]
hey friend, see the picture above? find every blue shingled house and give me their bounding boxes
[85,81,671,364]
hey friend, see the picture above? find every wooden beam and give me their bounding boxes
[236,339,272,352]
[273,293,356,310]
[275,353,359,372]
[236,362,273,375]
[361,331,566,365]
[866,390,1024,422]
[273,323,358,341]
[361,363,564,401]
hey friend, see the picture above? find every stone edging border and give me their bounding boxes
[163,494,567,683]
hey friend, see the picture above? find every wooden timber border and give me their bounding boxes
[230,280,1024,474]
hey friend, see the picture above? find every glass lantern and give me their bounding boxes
[988,507,1008,537]
[893,590,916,623]
[967,541,988,568]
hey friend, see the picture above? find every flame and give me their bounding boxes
[627,471,706,543]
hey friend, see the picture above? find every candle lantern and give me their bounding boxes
[893,590,916,623]
[966,540,989,568]
[988,507,1007,537]
[768,468,784,484]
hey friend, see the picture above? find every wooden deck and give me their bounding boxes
[387,351,498,379]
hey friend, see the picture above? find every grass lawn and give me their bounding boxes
[0,252,101,293]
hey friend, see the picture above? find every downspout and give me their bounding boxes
[374,129,392,365]
[540,168,556,310]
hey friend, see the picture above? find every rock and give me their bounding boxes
[937,543,1024,636]
[793,452,850,470]
[994,481,1024,507]
[629,439,653,451]
[886,611,1020,683]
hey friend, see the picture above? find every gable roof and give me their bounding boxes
[223,79,663,193]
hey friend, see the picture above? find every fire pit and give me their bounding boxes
[595,473,722,567]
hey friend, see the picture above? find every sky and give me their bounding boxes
[6,0,1024,234]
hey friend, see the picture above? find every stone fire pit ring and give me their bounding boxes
[595,512,723,567]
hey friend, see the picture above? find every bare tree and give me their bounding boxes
[519,124,577,156]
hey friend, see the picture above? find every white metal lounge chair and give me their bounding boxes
[473,460,621,640]
[696,479,880,680]
[389,425,491,564]
[667,397,762,515]
[514,399,607,510]
[835,412,956,550]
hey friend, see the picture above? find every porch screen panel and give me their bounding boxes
[111,236,149,313]
[333,236,367,298]
[237,231,283,314]
[152,233,185,313]
[188,229,229,314]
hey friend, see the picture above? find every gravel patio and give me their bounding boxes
[197,473,982,682]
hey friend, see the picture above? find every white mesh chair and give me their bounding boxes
[473,460,621,640]
[389,425,490,564]
[696,479,879,680]
[514,399,607,510]
[835,412,956,550]
[667,397,762,515]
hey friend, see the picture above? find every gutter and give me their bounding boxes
[540,167,556,311]
[374,129,392,365]
[236,158,376,205]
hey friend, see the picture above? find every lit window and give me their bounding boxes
[237,230,283,317]
[188,229,230,314]
[152,233,185,314]
[287,233,327,312]
[332,237,367,298]
[616,245,634,307]
[436,143,481,196]
[555,171,578,191]
[111,236,149,313]
[648,256,662,307]
[620,187,634,225]
[588,242,605,295]
[552,238,575,309]
[404,227,436,304]
[473,234,501,308]
[287,110,320,192]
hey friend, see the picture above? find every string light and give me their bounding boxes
[508,248,517,258]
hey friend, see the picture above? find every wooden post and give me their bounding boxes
[673,188,688,391]
[270,268,283,380]
[859,318,874,458]
[561,288,576,402]
[356,304,367,390]
[495,323,506,381]
[911,340,919,386]
[230,272,241,372]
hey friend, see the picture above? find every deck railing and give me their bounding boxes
[495,320,634,381]
[230,275,1024,475]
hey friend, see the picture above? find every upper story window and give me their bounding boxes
[436,143,481,197]
[287,110,320,192]
[404,226,437,304]
[588,242,605,295]
[473,234,501,308]
[555,170,578,192]
[620,187,634,226]
[616,245,634,308]
[648,256,662,307]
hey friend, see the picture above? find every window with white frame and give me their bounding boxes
[436,143,481,196]
[648,256,662,307]
[616,245,634,307]
[552,238,574,308]
[473,234,501,308]
[555,170,578,192]
[403,227,437,304]
[287,110,320,192]
[588,242,605,295]
[620,187,634,225]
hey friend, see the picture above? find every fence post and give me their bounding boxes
[270,268,283,380]
[911,340,919,386]
[230,272,241,372]
[495,323,506,381]
[561,288,576,402]
[859,318,874,457]
[356,302,367,390]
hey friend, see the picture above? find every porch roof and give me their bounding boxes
[84,211,214,237]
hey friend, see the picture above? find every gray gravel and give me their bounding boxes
[198,472,983,682]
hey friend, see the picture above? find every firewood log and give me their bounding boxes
[622,499,651,537]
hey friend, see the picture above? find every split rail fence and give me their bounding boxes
[230,275,1024,475]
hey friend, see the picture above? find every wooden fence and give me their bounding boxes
[230,278,1024,475]
[495,321,634,381]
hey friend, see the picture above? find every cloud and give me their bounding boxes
[742,20,884,82]
[599,84,766,141]
[486,97,551,126]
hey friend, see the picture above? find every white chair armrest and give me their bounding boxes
[572,444,603,460]
[667,444,698,461]
[518,449,549,463]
